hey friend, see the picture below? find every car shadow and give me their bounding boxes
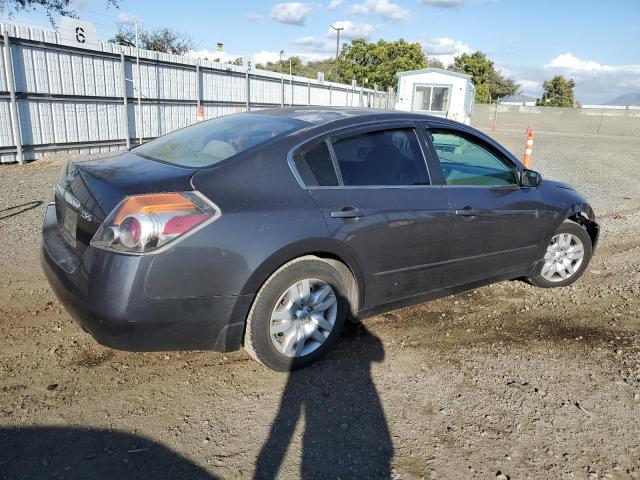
[0,200,43,220]
[254,323,393,479]
[0,426,217,480]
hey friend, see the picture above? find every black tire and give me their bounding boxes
[244,255,350,371]
[527,219,593,288]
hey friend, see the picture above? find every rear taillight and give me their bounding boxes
[90,192,219,254]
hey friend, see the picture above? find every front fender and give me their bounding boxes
[540,180,599,249]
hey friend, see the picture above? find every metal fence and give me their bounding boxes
[0,22,393,164]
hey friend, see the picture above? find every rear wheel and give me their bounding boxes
[528,220,593,288]
[244,256,349,371]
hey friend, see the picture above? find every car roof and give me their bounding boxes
[255,107,459,128]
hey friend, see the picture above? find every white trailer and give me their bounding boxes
[394,68,475,125]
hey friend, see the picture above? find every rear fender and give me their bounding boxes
[239,238,366,315]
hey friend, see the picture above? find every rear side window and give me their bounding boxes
[134,113,308,168]
[293,141,339,187]
[332,129,429,186]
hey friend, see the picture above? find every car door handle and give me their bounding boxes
[455,207,479,217]
[331,207,364,219]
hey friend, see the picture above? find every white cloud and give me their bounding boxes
[188,49,245,64]
[294,36,333,49]
[419,36,470,65]
[418,0,465,8]
[348,0,408,22]
[497,55,640,105]
[187,49,331,67]
[328,0,344,9]
[517,79,541,91]
[246,12,264,21]
[116,12,138,25]
[269,2,314,25]
[545,52,640,74]
[327,20,376,39]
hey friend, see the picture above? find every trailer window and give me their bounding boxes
[413,85,450,113]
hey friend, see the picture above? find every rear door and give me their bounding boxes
[422,125,549,287]
[291,122,452,308]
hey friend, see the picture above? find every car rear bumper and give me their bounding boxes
[41,203,252,352]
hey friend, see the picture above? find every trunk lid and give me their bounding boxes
[54,151,198,251]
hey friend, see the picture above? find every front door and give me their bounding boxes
[424,127,550,287]
[292,124,452,308]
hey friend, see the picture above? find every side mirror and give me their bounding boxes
[520,169,542,188]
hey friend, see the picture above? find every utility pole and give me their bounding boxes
[329,25,344,60]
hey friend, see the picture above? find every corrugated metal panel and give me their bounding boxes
[17,100,124,145]
[0,40,7,92]
[0,100,13,146]
[0,21,391,163]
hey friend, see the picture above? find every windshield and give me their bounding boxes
[134,113,308,167]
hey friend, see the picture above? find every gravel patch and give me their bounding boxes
[0,135,639,479]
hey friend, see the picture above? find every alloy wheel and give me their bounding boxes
[541,233,585,282]
[269,278,338,357]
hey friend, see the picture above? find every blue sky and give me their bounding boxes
[2,0,639,103]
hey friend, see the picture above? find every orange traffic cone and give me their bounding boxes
[523,126,534,168]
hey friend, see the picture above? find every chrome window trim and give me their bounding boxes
[288,120,433,190]
[425,127,520,188]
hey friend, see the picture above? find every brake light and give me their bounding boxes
[91,192,219,253]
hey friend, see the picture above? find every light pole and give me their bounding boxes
[329,25,344,60]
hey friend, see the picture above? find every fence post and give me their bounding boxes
[281,77,284,107]
[359,86,363,107]
[329,84,332,106]
[245,61,251,111]
[119,51,131,150]
[195,64,200,109]
[307,80,311,106]
[3,32,23,164]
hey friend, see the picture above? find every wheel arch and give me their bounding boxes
[564,203,599,249]
[239,238,365,317]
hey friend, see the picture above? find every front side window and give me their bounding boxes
[135,114,308,168]
[331,128,429,186]
[413,85,450,112]
[428,130,518,186]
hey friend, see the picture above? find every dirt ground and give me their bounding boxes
[0,130,639,480]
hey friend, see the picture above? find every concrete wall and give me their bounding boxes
[471,103,640,137]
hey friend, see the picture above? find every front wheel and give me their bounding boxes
[527,220,593,288]
[243,256,349,371]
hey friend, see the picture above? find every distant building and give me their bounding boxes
[501,94,537,107]
[394,68,475,125]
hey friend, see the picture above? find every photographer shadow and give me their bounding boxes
[255,323,393,479]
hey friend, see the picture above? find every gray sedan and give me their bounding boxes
[42,108,599,370]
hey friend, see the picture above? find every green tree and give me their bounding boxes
[0,0,117,25]
[303,58,341,83]
[449,51,518,103]
[428,58,445,69]
[110,23,193,55]
[536,75,577,107]
[255,56,306,75]
[256,57,343,83]
[337,38,427,90]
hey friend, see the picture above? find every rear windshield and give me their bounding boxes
[134,113,308,167]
